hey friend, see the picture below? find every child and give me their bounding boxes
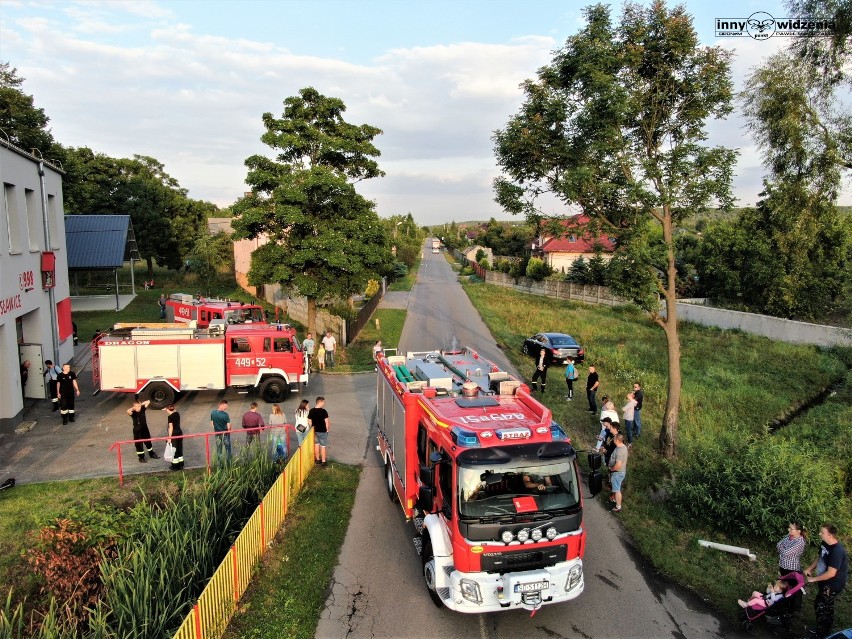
[317,343,326,371]
[738,579,788,610]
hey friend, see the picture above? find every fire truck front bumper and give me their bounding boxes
[437,558,584,613]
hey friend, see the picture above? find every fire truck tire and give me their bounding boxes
[385,461,398,503]
[144,382,174,409]
[421,533,444,608]
[260,377,290,403]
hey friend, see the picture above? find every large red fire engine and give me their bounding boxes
[377,347,601,613]
[165,293,265,328]
[93,321,307,408]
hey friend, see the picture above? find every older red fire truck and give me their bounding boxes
[165,293,265,328]
[377,347,601,613]
[93,321,306,408]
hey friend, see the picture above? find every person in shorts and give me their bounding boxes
[308,396,330,467]
[608,433,628,513]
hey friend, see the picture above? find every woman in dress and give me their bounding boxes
[293,399,310,446]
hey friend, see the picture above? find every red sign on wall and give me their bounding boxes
[41,252,56,290]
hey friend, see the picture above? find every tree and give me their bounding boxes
[493,2,737,457]
[0,62,62,160]
[231,88,394,335]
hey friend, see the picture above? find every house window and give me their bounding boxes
[4,183,22,254]
[25,188,42,251]
[47,194,60,249]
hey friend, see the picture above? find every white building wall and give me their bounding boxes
[0,143,73,430]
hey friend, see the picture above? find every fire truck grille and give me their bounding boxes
[479,545,567,574]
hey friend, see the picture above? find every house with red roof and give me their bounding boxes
[539,214,616,272]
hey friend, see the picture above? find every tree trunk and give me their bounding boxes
[307,298,317,337]
[146,256,154,280]
[657,209,682,459]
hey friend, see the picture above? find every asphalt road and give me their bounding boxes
[315,246,747,639]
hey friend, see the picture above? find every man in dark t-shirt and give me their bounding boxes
[128,398,158,462]
[633,382,644,438]
[805,524,848,637]
[586,366,600,413]
[308,397,330,467]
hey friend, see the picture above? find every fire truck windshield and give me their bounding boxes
[458,462,580,518]
[223,307,263,323]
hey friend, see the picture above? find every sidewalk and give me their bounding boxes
[71,294,137,312]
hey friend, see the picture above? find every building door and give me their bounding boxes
[19,343,46,399]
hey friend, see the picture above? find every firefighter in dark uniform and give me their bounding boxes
[530,346,553,393]
[165,404,184,470]
[127,398,158,462]
[56,363,80,424]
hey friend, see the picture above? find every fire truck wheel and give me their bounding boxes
[385,461,398,503]
[144,382,174,409]
[260,377,290,403]
[421,533,444,608]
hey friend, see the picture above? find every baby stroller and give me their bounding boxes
[740,572,805,632]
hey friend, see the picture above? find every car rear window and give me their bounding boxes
[550,336,578,347]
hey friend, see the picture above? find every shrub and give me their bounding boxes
[364,279,380,299]
[525,257,551,281]
[390,262,408,280]
[667,437,845,543]
[509,258,528,278]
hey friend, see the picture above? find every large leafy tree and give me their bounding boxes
[493,2,737,457]
[63,148,209,276]
[735,0,852,319]
[231,87,394,335]
[0,62,63,161]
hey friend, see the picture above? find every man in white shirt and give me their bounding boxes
[322,331,337,368]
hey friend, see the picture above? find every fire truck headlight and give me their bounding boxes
[545,527,557,540]
[459,579,482,604]
[516,529,530,543]
[531,528,543,542]
[565,565,582,591]
[501,530,514,544]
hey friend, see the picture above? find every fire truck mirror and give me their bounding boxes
[588,470,603,496]
[418,485,435,513]
[419,464,435,487]
[587,452,602,471]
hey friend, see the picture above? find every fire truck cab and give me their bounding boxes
[166,293,265,328]
[377,347,602,613]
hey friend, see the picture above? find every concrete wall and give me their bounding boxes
[483,269,627,307]
[261,283,347,343]
[675,300,852,348]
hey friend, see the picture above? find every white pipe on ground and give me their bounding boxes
[698,540,756,561]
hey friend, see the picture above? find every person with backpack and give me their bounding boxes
[564,357,579,401]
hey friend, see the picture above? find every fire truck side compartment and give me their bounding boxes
[180,343,225,388]
[98,345,137,389]
[378,368,407,490]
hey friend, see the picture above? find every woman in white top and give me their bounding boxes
[293,399,310,446]
[595,396,620,451]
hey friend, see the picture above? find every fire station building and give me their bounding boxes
[0,140,73,432]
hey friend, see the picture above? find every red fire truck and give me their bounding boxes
[165,293,265,328]
[93,321,307,408]
[377,347,601,613]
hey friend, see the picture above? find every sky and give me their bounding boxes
[1,0,848,226]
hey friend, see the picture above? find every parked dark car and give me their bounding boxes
[522,333,584,365]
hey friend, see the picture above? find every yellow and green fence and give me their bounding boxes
[172,429,315,639]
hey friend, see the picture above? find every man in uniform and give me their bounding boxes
[127,398,158,462]
[56,363,80,424]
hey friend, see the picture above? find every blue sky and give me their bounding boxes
[1,0,846,224]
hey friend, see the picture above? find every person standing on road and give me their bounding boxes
[302,333,316,372]
[564,357,578,401]
[586,365,600,413]
[127,398,158,463]
[308,396,330,467]
[164,404,183,470]
[804,524,848,638]
[211,400,232,462]
[158,294,167,319]
[632,382,644,438]
[241,402,265,444]
[56,363,80,424]
[322,331,337,368]
[608,433,628,513]
[530,347,552,393]
[294,399,310,446]
[317,342,326,372]
[43,360,62,411]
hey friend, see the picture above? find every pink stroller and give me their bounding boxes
[740,572,805,631]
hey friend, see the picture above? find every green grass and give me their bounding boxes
[223,463,360,639]
[325,308,407,373]
[460,279,852,630]
[0,470,207,609]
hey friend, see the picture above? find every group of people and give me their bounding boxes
[737,522,848,638]
[124,395,333,472]
[43,360,80,424]
[300,331,338,371]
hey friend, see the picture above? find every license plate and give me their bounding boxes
[514,580,548,593]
